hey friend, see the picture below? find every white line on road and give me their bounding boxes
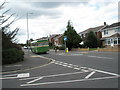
[0,73,30,80]
[21,76,120,87]
[87,56,113,59]
[3,74,19,77]
[63,63,68,65]
[68,64,73,66]
[85,71,96,79]
[74,68,80,70]
[32,56,119,77]
[66,66,73,68]
[62,64,67,67]
[17,73,30,78]
[89,68,119,76]
[27,77,43,84]
[0,76,21,79]
[20,71,90,81]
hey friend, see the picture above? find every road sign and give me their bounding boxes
[64,36,67,41]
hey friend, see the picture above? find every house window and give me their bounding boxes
[106,39,110,45]
[114,38,118,45]
[114,28,120,32]
[111,38,113,44]
[104,30,108,35]
[118,38,120,44]
[81,34,84,38]
[118,28,120,32]
[114,28,117,32]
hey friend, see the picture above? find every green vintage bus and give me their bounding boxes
[30,39,49,53]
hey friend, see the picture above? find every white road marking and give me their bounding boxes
[53,60,119,77]
[87,56,113,59]
[17,73,30,78]
[20,71,90,81]
[21,76,120,87]
[63,63,68,65]
[0,73,30,80]
[62,64,67,67]
[72,65,79,67]
[59,62,64,64]
[74,68,80,70]
[66,66,73,68]
[81,69,90,72]
[0,76,21,79]
[3,73,20,77]
[32,55,119,77]
[57,63,63,65]
[69,64,73,66]
[85,71,96,79]
[27,77,43,84]
[89,68,119,76]
[54,62,59,64]
[53,61,82,71]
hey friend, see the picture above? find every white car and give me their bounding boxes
[23,46,28,49]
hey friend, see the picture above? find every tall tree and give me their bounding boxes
[1,1,20,49]
[63,20,82,50]
[84,31,99,48]
[1,1,24,65]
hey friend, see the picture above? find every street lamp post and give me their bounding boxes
[26,13,33,55]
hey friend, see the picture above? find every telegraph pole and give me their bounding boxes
[26,13,33,55]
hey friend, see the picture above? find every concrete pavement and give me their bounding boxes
[2,49,52,74]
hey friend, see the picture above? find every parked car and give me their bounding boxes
[23,46,28,49]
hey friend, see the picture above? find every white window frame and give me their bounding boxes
[118,38,120,45]
[106,38,110,45]
[106,38,119,45]
[104,30,108,35]
[113,38,118,45]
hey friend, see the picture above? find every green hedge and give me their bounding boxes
[2,48,24,65]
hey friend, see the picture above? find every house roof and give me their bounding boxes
[101,33,120,40]
[54,34,63,40]
[102,22,120,30]
[49,34,60,39]
[109,33,120,38]
[36,37,48,40]
[79,25,104,34]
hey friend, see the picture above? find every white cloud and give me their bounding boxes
[1,0,118,44]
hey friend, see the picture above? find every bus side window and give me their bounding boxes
[38,43,41,46]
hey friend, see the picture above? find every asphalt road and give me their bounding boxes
[1,49,120,88]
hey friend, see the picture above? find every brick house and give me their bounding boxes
[54,34,63,47]
[79,23,107,45]
[49,34,60,43]
[49,34,63,47]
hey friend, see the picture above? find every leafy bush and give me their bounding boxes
[2,48,24,65]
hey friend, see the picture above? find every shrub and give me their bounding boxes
[2,48,24,65]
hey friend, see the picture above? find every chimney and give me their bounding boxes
[104,22,107,26]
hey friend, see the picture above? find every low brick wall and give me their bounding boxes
[72,48,89,51]
[98,47,120,52]
[72,47,120,52]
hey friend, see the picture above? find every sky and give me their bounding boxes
[0,0,119,44]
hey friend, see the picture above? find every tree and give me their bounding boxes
[84,31,100,48]
[63,20,82,50]
[1,1,24,64]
